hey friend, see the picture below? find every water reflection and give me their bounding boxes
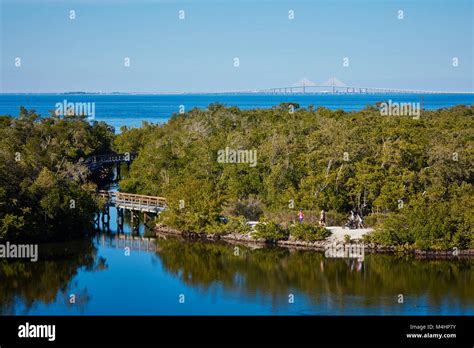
[155,237,474,314]
[1,233,473,315]
[0,238,102,315]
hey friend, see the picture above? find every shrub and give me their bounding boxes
[369,186,473,250]
[204,216,252,235]
[361,213,384,228]
[344,234,352,244]
[289,222,331,242]
[226,216,252,234]
[252,219,288,242]
[230,196,264,221]
[326,210,347,226]
[204,221,227,235]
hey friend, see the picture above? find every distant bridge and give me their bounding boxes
[252,86,474,95]
[213,77,473,95]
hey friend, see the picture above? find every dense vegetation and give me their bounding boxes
[0,108,114,242]
[288,222,331,242]
[116,103,473,250]
[1,104,472,250]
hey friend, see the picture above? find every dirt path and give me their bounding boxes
[326,226,374,243]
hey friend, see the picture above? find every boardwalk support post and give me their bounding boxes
[117,208,124,234]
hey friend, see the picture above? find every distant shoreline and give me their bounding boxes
[1,92,474,96]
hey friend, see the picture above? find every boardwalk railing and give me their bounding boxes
[97,190,167,213]
[85,153,137,166]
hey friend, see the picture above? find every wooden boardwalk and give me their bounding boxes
[85,153,137,171]
[98,190,167,213]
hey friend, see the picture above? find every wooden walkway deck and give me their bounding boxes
[85,153,137,171]
[98,190,167,213]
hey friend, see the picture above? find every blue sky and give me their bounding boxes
[1,0,472,93]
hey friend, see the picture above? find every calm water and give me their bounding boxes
[1,215,473,315]
[1,93,473,131]
[1,94,473,315]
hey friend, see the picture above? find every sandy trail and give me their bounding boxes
[326,226,374,243]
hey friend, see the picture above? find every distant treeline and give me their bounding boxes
[115,103,473,250]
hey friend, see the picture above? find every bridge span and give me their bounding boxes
[212,77,473,95]
[85,153,137,172]
[97,190,167,214]
[95,190,167,233]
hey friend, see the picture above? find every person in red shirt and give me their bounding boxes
[298,209,304,223]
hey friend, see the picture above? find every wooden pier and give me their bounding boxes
[94,190,167,233]
[97,190,167,213]
[85,153,137,174]
[85,153,166,232]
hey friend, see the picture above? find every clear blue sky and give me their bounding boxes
[1,0,472,93]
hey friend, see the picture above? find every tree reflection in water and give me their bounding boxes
[0,237,105,314]
[0,234,472,315]
[156,237,474,311]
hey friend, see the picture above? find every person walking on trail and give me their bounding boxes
[319,209,326,227]
[298,209,304,223]
[346,210,355,229]
[356,213,364,229]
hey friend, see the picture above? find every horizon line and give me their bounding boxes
[2,86,473,95]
